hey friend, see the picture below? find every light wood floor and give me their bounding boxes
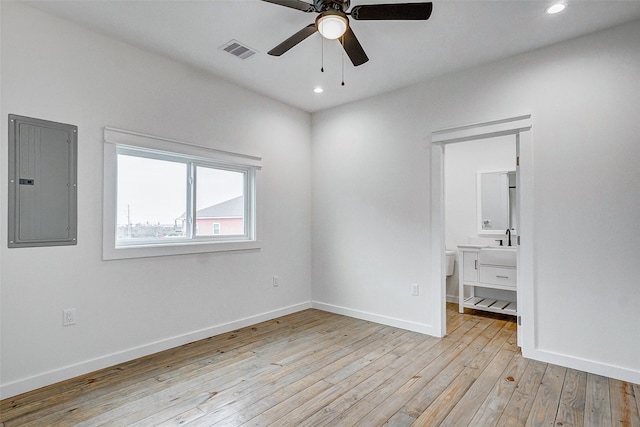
[2,304,639,426]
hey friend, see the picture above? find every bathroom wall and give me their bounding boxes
[444,135,516,300]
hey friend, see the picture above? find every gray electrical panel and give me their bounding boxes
[8,115,77,248]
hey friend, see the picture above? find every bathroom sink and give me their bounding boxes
[457,244,488,249]
[479,247,517,267]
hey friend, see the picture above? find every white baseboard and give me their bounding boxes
[523,347,640,385]
[446,295,458,304]
[0,301,312,399]
[311,301,439,336]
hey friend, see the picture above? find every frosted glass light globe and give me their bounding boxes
[317,15,348,40]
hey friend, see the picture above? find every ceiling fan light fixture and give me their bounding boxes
[316,12,348,40]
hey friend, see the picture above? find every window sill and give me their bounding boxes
[103,240,261,260]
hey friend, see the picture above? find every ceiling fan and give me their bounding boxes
[261,0,433,66]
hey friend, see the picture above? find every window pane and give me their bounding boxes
[117,155,187,242]
[195,166,245,236]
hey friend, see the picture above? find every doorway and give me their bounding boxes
[443,135,517,315]
[429,115,533,352]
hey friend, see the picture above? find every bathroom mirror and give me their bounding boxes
[477,170,517,235]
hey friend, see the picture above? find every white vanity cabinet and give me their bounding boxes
[458,245,517,316]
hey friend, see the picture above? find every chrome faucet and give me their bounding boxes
[505,228,512,246]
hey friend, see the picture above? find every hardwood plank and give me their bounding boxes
[333,317,510,425]
[410,322,516,426]
[496,416,523,427]
[468,350,531,426]
[185,325,418,426]
[105,317,386,426]
[207,332,428,426]
[278,324,468,426]
[584,373,613,427]
[23,351,265,426]
[322,331,430,385]
[206,335,415,425]
[135,323,393,426]
[377,341,476,427]
[524,364,566,427]
[191,328,404,419]
[237,379,334,426]
[378,317,506,425]
[609,379,640,427]
[439,342,517,425]
[554,368,587,427]
[153,313,354,383]
[445,305,467,333]
[156,407,206,427]
[273,352,402,427]
[133,395,209,427]
[496,359,548,425]
[635,384,640,424]
[294,315,487,427]
[382,412,415,426]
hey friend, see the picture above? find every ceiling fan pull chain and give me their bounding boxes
[341,38,345,86]
[321,36,324,72]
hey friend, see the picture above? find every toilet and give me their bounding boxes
[445,250,456,277]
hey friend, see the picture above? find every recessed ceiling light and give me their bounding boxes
[313,87,324,94]
[546,3,566,14]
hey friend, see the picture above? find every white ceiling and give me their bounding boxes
[24,0,640,112]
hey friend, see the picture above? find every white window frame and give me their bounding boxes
[103,127,261,260]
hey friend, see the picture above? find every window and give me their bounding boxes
[116,147,251,245]
[116,153,188,243]
[103,128,261,259]
[194,166,244,237]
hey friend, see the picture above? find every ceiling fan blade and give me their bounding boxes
[260,0,316,13]
[350,2,433,20]
[340,27,369,67]
[268,24,318,56]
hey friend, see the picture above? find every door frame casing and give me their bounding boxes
[429,115,533,355]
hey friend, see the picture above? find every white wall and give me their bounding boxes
[0,3,312,398]
[444,136,516,300]
[311,98,433,333]
[312,20,640,383]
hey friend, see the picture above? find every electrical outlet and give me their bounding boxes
[273,275,279,287]
[411,284,419,296]
[63,308,76,326]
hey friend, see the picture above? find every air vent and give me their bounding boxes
[220,40,257,60]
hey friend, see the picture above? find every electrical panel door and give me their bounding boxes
[8,115,77,248]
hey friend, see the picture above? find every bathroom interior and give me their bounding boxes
[444,134,518,323]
